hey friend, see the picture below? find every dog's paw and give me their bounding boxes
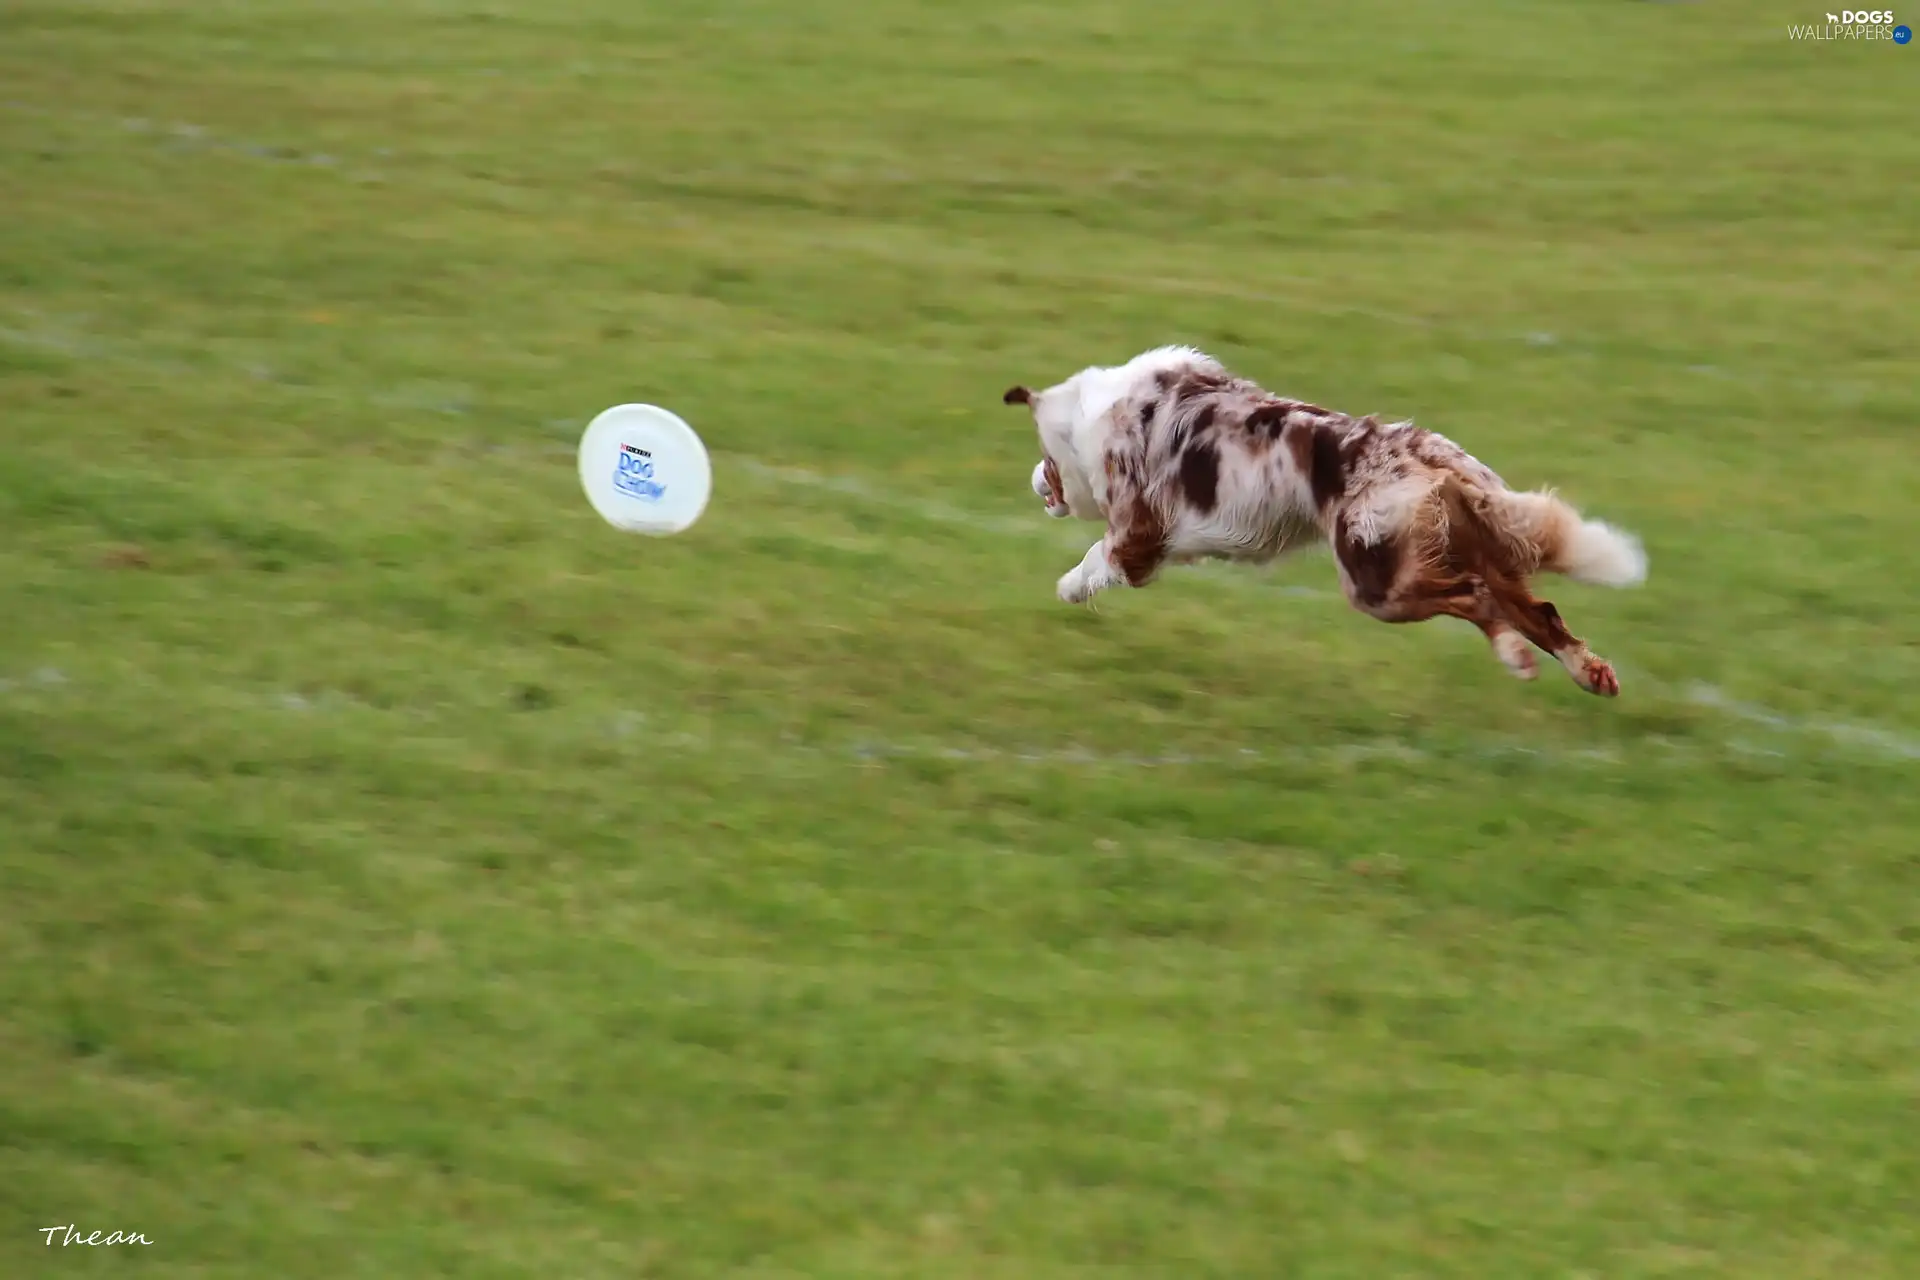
[1576,656,1620,697]
[1493,631,1538,681]
[1033,461,1072,518]
[1057,571,1092,604]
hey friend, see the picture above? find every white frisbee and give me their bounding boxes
[577,403,712,535]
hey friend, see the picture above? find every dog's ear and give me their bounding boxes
[1002,385,1033,407]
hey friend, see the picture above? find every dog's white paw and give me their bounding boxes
[1057,571,1092,604]
[1493,630,1538,680]
[1033,461,1072,518]
[1573,654,1620,698]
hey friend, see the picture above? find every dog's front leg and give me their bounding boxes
[1058,538,1126,604]
[1032,460,1072,518]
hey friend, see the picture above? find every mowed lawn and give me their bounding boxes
[3,1,1918,1276]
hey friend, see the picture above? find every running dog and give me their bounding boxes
[1006,346,1646,696]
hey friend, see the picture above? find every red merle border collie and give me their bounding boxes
[1005,346,1647,697]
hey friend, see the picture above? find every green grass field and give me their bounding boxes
[4,1,1918,1275]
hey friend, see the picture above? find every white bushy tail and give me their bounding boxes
[1478,488,1648,587]
[1557,513,1648,586]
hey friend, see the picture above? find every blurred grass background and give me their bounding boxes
[3,1,1918,1276]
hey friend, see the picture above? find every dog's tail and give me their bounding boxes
[1452,482,1647,587]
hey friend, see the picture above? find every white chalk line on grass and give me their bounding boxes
[1682,682,1920,762]
[2,101,390,184]
[729,457,1049,542]
[0,667,69,693]
[2,666,1913,772]
[724,455,1339,600]
[0,313,484,418]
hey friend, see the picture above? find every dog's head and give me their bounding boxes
[1005,348,1220,523]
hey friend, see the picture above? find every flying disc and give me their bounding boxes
[577,403,712,535]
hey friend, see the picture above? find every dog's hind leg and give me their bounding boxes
[1489,584,1619,697]
[1431,476,1622,696]
[1335,526,1537,681]
[1361,574,1538,682]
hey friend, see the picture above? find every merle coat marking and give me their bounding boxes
[1008,346,1647,696]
